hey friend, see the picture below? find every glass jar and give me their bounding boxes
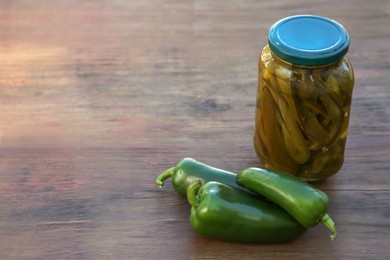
[254,15,354,180]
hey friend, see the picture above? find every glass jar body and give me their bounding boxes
[254,45,354,180]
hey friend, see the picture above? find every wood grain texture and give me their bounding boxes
[0,0,389,259]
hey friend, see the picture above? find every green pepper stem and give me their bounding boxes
[186,180,203,207]
[320,214,337,240]
[155,167,175,188]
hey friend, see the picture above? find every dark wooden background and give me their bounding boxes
[0,0,389,259]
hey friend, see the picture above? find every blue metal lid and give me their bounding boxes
[268,15,350,66]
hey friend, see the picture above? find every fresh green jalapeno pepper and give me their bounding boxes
[156,158,253,196]
[237,167,337,239]
[187,180,307,243]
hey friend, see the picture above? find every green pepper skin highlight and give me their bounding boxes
[156,158,252,196]
[237,167,336,239]
[187,181,307,243]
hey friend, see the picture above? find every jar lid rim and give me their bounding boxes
[268,15,350,65]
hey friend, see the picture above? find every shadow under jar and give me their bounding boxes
[255,15,354,181]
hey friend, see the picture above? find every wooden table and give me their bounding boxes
[1,1,389,259]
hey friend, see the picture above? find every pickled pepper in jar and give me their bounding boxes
[255,15,354,180]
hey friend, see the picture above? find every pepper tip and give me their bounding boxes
[155,179,164,188]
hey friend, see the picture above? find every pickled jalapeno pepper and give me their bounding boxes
[255,15,354,180]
